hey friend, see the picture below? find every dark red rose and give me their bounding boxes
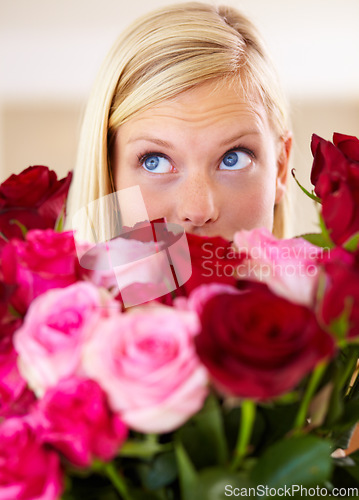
[176,233,243,297]
[0,166,72,246]
[2,229,81,315]
[319,248,359,339]
[310,133,359,245]
[195,283,335,400]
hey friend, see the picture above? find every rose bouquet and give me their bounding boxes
[1,133,359,499]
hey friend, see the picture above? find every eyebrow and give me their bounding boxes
[128,131,260,149]
[129,137,174,148]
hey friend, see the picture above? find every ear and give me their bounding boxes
[275,131,292,204]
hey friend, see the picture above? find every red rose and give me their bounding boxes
[319,248,359,339]
[195,283,335,400]
[2,229,81,315]
[175,233,243,297]
[0,166,72,246]
[310,133,359,245]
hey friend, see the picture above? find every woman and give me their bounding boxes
[66,2,292,244]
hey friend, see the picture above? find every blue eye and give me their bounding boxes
[142,155,173,173]
[220,151,252,170]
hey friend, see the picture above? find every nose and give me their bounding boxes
[176,173,219,229]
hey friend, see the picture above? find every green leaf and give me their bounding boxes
[9,219,28,237]
[250,435,333,488]
[175,395,228,469]
[325,348,359,427]
[93,461,131,500]
[54,205,65,232]
[255,402,300,447]
[137,451,177,490]
[291,169,321,203]
[318,212,335,248]
[60,472,120,500]
[8,304,23,319]
[343,232,359,252]
[325,373,345,427]
[199,395,229,465]
[175,439,198,499]
[129,491,168,500]
[119,439,171,459]
[187,467,252,500]
[298,232,334,249]
[328,298,353,342]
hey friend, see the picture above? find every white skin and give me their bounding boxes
[112,79,291,241]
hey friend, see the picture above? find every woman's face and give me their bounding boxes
[112,80,290,240]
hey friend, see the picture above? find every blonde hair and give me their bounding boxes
[66,1,291,241]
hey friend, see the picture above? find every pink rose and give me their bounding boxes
[14,282,119,396]
[233,228,322,305]
[0,417,63,500]
[83,307,208,433]
[36,377,127,468]
[2,229,81,314]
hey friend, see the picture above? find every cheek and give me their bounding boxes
[136,185,172,221]
[224,176,277,231]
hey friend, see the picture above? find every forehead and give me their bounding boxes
[121,79,271,134]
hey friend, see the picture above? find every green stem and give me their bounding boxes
[102,462,131,500]
[10,219,28,237]
[294,361,327,431]
[291,169,321,204]
[231,400,256,471]
[146,433,159,444]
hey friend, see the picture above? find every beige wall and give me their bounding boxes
[1,98,358,236]
[1,0,358,236]
[0,101,83,181]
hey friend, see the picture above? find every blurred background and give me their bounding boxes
[1,0,358,235]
